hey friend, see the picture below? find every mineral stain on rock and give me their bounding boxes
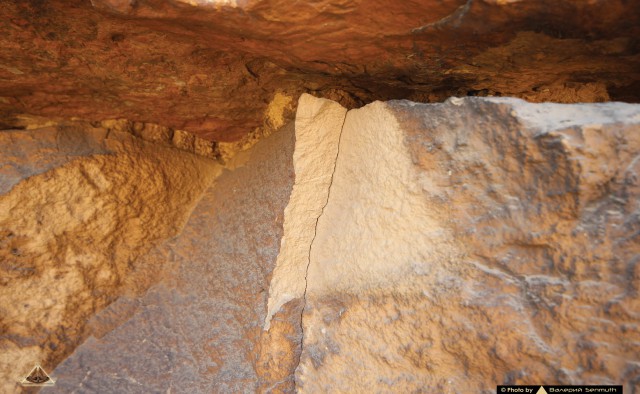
[0,0,639,142]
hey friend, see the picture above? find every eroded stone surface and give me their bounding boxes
[293,97,640,392]
[3,95,640,393]
[265,94,346,329]
[0,124,110,195]
[256,298,304,393]
[0,126,218,393]
[49,123,296,393]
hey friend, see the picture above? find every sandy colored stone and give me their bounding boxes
[0,124,110,195]
[265,94,346,329]
[3,94,640,393]
[49,123,296,392]
[292,96,640,392]
[256,298,304,393]
[0,127,218,393]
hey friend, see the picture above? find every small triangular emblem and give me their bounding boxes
[536,387,548,394]
[20,364,55,386]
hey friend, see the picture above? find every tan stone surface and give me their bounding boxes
[48,123,296,392]
[0,128,106,195]
[2,94,640,393]
[292,96,640,392]
[265,94,346,329]
[256,298,304,393]
[0,126,218,393]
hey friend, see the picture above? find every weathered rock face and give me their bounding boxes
[2,1,640,392]
[265,95,345,328]
[0,124,219,393]
[1,94,640,392]
[266,95,640,392]
[48,122,297,392]
[1,0,639,144]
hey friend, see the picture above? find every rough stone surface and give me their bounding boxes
[265,94,345,329]
[256,298,304,393]
[1,0,639,143]
[49,123,296,393]
[3,94,640,393]
[0,126,218,393]
[0,124,110,195]
[278,96,640,392]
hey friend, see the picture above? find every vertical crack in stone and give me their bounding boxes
[260,95,347,391]
[297,107,348,376]
[264,96,347,330]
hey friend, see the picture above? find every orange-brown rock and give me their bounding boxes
[2,0,640,390]
[1,0,639,143]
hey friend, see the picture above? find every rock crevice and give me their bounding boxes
[299,93,349,371]
[264,95,346,329]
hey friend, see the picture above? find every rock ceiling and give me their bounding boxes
[1,0,639,143]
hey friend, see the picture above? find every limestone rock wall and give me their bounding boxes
[49,123,297,392]
[2,94,639,392]
[266,95,640,392]
[0,125,219,393]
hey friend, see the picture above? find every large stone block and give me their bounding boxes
[2,94,639,393]
[269,95,640,392]
[0,124,218,393]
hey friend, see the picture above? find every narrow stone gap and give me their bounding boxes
[297,106,349,375]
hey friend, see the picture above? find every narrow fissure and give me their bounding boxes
[296,109,349,376]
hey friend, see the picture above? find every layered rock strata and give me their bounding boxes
[1,0,639,143]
